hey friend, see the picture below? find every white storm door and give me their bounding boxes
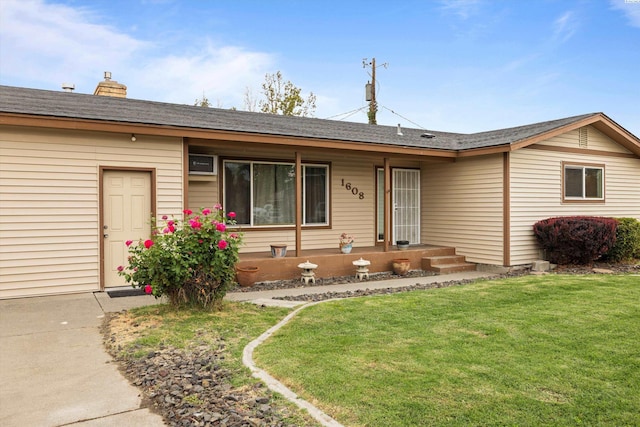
[392,169,420,244]
[103,170,151,288]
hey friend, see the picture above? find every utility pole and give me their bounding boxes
[368,58,377,124]
[363,58,387,125]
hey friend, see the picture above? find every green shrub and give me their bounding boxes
[532,216,618,265]
[604,217,640,262]
[118,206,243,309]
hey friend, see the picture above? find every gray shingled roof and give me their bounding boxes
[0,85,599,151]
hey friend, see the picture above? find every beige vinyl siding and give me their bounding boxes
[0,126,183,299]
[422,155,504,264]
[188,178,219,211]
[536,125,633,154]
[303,158,376,250]
[239,230,297,253]
[510,146,640,265]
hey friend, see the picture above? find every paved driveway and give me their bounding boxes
[0,292,165,427]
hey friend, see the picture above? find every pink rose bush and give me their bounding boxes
[118,205,243,308]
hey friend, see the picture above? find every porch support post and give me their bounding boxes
[295,152,302,257]
[384,157,391,252]
[182,138,189,209]
[503,151,511,266]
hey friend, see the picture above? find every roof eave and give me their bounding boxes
[457,113,640,158]
[589,114,640,157]
[510,113,640,157]
[0,112,458,158]
[455,144,511,157]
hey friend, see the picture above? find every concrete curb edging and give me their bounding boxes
[242,299,344,427]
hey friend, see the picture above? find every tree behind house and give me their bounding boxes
[194,91,211,107]
[259,71,316,117]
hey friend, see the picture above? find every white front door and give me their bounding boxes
[392,169,420,244]
[103,170,151,288]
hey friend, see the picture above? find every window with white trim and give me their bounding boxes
[223,160,328,226]
[563,163,604,201]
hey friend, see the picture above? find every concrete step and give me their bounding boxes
[428,263,477,274]
[421,247,456,258]
[422,250,477,274]
[422,255,468,269]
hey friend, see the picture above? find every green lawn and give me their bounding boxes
[254,275,640,426]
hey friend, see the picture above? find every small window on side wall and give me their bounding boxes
[563,162,604,202]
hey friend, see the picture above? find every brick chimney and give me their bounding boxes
[93,71,127,98]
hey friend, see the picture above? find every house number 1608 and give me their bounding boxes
[341,179,365,199]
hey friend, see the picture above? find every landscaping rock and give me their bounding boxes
[229,269,439,293]
[532,260,550,272]
[103,334,295,426]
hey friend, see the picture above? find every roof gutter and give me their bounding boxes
[455,113,640,158]
[0,112,458,159]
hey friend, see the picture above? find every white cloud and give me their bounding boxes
[609,0,640,28]
[553,11,579,43]
[0,0,274,106]
[132,43,273,107]
[0,0,147,90]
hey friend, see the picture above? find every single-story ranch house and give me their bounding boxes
[1,79,639,299]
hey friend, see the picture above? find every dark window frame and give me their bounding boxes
[222,159,330,228]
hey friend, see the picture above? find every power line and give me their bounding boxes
[381,105,427,130]
[324,106,368,121]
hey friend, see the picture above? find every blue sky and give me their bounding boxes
[1,0,639,136]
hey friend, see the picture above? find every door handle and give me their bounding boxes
[103,233,109,238]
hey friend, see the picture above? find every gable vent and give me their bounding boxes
[579,127,588,148]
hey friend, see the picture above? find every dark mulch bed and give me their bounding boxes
[551,261,640,275]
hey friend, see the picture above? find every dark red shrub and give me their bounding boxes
[532,216,618,265]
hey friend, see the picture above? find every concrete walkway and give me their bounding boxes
[226,270,496,307]
[0,292,164,427]
[0,270,497,427]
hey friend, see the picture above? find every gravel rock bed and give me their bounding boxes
[230,269,439,293]
[103,334,299,427]
[272,270,531,302]
[274,277,491,302]
[551,262,640,275]
[233,262,639,303]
